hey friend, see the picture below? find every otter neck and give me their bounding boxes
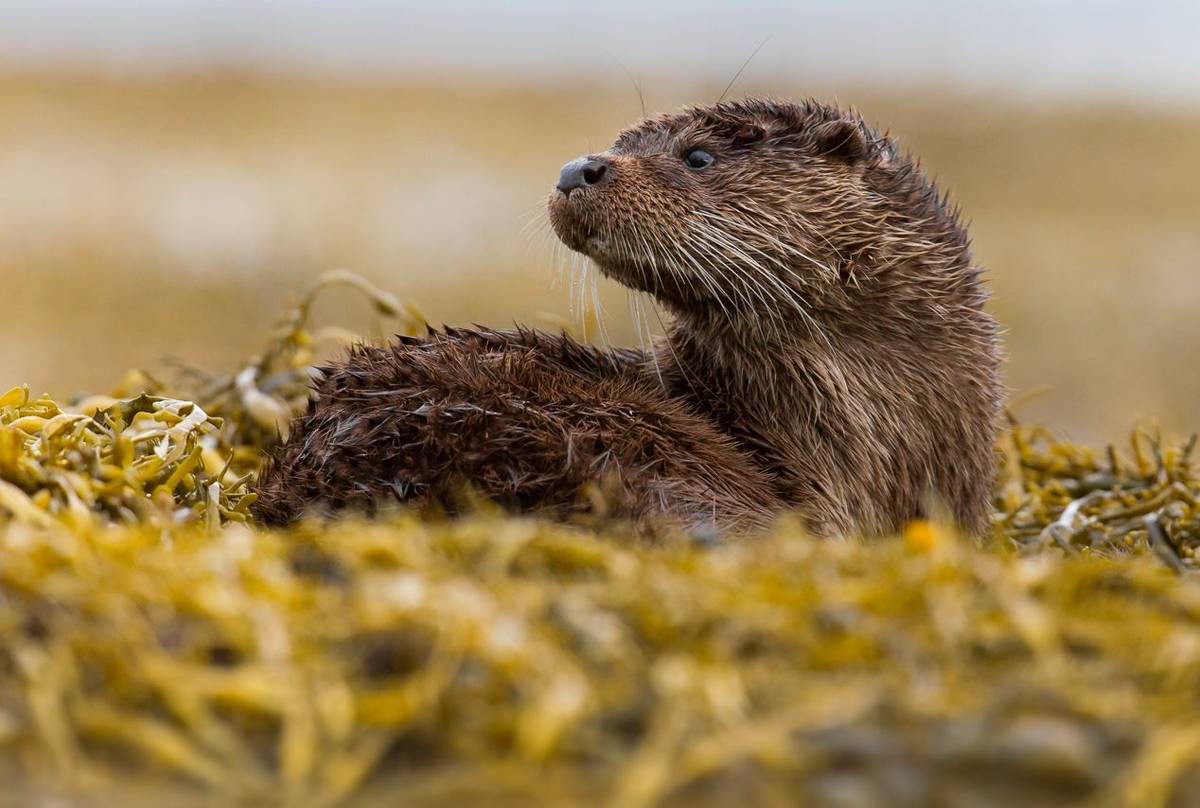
[655,304,898,406]
[656,247,981,368]
[647,221,993,526]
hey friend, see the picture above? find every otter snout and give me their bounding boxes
[556,157,611,195]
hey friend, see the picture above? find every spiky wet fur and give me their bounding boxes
[253,327,782,531]
[255,98,1002,537]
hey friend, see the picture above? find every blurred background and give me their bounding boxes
[1,1,1197,443]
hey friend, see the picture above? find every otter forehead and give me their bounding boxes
[611,98,862,156]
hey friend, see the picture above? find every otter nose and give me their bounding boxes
[557,157,609,195]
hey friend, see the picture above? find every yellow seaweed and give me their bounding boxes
[2,274,1200,805]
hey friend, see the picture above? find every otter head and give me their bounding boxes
[548,98,966,328]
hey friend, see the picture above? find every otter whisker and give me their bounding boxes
[693,215,802,283]
[588,260,612,347]
[630,290,665,389]
[698,209,839,283]
[698,210,814,268]
[632,229,663,285]
[682,227,772,307]
[578,260,592,339]
[689,223,837,350]
[550,235,572,293]
[732,196,849,268]
[648,300,720,403]
[689,222,800,308]
[670,238,739,324]
[686,224,809,331]
[691,231,778,308]
[716,36,770,104]
[680,234,778,343]
[694,227,840,348]
[517,204,552,240]
[697,210,810,274]
[569,252,590,329]
[524,219,562,267]
[682,233,775,332]
[682,234,765,313]
[627,290,646,352]
[691,222,820,323]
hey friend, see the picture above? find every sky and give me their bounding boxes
[1,1,1199,106]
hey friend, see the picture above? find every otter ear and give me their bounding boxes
[812,119,869,164]
[731,123,765,147]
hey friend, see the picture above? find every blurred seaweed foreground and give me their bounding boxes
[2,275,1200,807]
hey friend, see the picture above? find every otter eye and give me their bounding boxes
[683,148,714,170]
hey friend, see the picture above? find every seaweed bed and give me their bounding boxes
[2,274,1200,807]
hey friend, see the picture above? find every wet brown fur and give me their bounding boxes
[254,98,1003,537]
[253,326,782,531]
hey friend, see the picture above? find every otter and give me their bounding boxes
[253,98,1002,537]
